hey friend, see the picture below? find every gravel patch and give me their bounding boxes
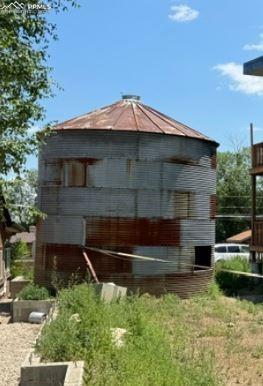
[0,314,40,386]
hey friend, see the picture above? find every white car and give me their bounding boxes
[214,243,250,262]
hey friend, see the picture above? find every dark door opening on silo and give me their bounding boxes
[195,246,212,269]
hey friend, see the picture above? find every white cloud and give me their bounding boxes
[244,33,263,52]
[169,4,199,23]
[214,62,263,96]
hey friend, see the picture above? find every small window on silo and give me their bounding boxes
[64,160,86,187]
[43,160,62,186]
[174,192,191,218]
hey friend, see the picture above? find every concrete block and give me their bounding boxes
[20,362,67,386]
[20,361,84,386]
[12,299,55,323]
[21,346,84,386]
[114,284,127,299]
[93,282,127,303]
[10,276,31,299]
[94,283,115,303]
[64,362,85,385]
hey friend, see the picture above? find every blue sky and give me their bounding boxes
[28,0,263,168]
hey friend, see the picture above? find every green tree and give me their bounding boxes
[0,0,78,218]
[2,169,40,225]
[216,147,263,241]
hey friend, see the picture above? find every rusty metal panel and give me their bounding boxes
[211,154,217,169]
[54,98,217,145]
[36,268,213,298]
[86,217,180,247]
[87,247,133,274]
[35,242,213,298]
[39,244,133,278]
[96,269,214,298]
[64,160,86,187]
[45,244,85,271]
[210,195,217,219]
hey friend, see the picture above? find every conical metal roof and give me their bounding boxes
[54,97,216,143]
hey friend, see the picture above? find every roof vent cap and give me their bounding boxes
[122,94,141,102]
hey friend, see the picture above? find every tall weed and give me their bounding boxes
[37,284,218,385]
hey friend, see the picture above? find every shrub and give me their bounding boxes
[17,283,50,300]
[10,240,32,280]
[10,260,33,280]
[11,240,30,260]
[215,256,252,295]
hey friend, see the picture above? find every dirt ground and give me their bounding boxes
[178,296,263,385]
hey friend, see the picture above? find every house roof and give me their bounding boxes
[10,231,35,244]
[54,97,218,145]
[226,230,251,243]
[244,56,263,76]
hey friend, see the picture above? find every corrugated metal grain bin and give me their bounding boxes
[35,96,219,297]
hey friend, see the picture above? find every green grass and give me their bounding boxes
[37,284,217,386]
[36,283,263,385]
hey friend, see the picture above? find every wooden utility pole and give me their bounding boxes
[250,123,256,262]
